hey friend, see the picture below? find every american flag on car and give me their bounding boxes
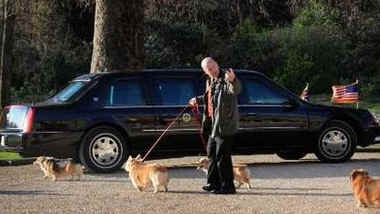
[300,83,310,102]
[331,80,359,104]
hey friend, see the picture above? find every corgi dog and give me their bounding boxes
[123,155,169,193]
[350,169,380,208]
[33,156,54,179]
[196,157,252,189]
[33,156,83,181]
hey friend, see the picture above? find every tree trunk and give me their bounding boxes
[0,0,15,107]
[236,0,243,26]
[90,0,144,73]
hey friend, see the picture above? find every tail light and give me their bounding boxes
[24,107,35,133]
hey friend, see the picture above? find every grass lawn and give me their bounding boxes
[0,152,22,160]
[357,143,380,151]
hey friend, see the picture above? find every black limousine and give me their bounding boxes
[1,69,379,172]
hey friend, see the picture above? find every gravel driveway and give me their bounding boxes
[1,153,380,214]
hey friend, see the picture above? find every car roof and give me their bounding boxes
[72,69,266,81]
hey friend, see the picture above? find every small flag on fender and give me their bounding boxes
[331,80,359,104]
[300,83,310,102]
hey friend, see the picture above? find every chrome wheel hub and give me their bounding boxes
[90,134,121,167]
[321,129,348,157]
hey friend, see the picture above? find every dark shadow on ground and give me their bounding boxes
[79,179,127,183]
[150,158,380,179]
[79,157,380,180]
[235,192,352,197]
[0,190,72,196]
[250,187,326,191]
[250,159,380,179]
[166,190,209,195]
[164,189,352,197]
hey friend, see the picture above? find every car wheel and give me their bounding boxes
[79,126,128,173]
[314,120,356,163]
[276,152,307,160]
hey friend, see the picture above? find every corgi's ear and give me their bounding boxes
[350,169,367,182]
[127,156,132,161]
[121,161,127,169]
[351,170,359,182]
[136,154,141,160]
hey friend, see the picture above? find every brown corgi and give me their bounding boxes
[123,155,169,193]
[350,169,380,208]
[33,156,83,181]
[196,157,252,189]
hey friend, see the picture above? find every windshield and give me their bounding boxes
[50,81,87,103]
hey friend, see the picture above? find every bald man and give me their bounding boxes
[189,57,241,194]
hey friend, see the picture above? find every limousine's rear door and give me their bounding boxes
[150,73,206,156]
[236,75,309,152]
[102,76,158,153]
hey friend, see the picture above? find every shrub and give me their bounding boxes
[145,19,226,68]
[219,19,280,76]
[293,0,339,30]
[270,26,348,94]
[145,20,204,68]
[10,41,91,104]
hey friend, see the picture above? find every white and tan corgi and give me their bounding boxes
[196,157,252,189]
[123,155,169,193]
[33,156,83,181]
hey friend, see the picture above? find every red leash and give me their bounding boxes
[191,104,208,152]
[141,104,208,162]
[141,106,189,162]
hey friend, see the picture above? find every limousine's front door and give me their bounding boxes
[236,77,309,153]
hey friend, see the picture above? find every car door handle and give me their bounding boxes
[247,113,257,116]
[128,118,138,122]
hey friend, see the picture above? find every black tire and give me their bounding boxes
[276,151,307,160]
[79,126,128,173]
[314,120,357,163]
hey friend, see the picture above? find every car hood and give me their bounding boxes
[306,102,374,123]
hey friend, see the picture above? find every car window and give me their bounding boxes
[154,78,195,105]
[107,80,145,106]
[50,81,87,102]
[240,78,288,105]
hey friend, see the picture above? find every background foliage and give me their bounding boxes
[1,0,380,103]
